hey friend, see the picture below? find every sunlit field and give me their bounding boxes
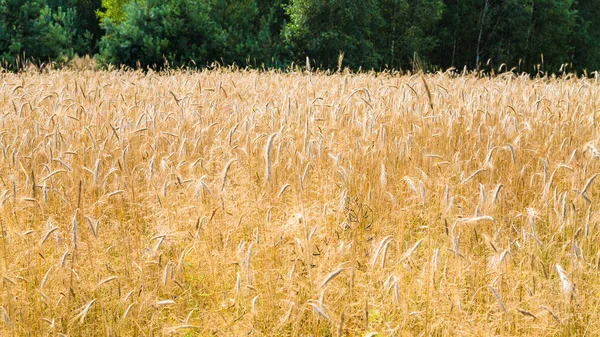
[1,69,599,336]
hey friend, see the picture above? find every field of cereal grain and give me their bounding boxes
[1,70,600,336]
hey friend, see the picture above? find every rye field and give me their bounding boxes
[0,69,599,336]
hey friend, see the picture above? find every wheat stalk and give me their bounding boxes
[265,132,278,183]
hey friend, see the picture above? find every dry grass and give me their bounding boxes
[0,69,599,336]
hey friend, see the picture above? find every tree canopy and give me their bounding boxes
[0,0,599,74]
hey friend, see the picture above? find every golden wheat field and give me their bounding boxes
[0,69,599,336]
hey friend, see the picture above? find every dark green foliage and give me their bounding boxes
[74,0,103,54]
[45,0,103,54]
[209,0,290,68]
[432,0,528,70]
[257,0,292,67]
[2,0,600,73]
[525,0,576,73]
[166,0,224,66]
[284,0,384,70]
[380,0,444,70]
[99,0,171,68]
[98,0,224,69]
[210,0,260,65]
[253,2,291,68]
[572,0,600,72]
[0,0,75,70]
[432,0,578,74]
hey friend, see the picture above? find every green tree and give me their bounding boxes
[431,0,528,70]
[74,0,103,54]
[208,0,290,68]
[523,0,577,73]
[379,0,444,70]
[256,0,291,67]
[0,0,74,69]
[98,0,224,69]
[97,0,133,23]
[47,0,103,55]
[210,0,260,65]
[284,0,384,70]
[167,0,225,65]
[432,0,576,73]
[572,0,600,72]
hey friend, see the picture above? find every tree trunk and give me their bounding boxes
[391,0,397,68]
[452,0,459,67]
[475,0,489,69]
[523,0,535,72]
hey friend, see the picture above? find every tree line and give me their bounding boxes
[1,0,599,73]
